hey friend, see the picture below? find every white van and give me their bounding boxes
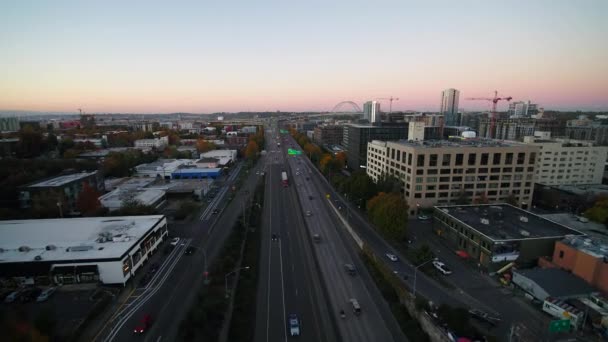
[349,298,361,315]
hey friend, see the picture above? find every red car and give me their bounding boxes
[133,314,152,334]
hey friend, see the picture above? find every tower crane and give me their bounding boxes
[376,96,399,114]
[466,90,513,138]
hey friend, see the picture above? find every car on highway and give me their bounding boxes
[308,195,313,200]
[255,170,260,175]
[432,260,452,275]
[36,287,57,302]
[184,246,196,255]
[468,308,501,326]
[385,253,398,262]
[170,237,180,246]
[149,262,160,274]
[288,314,300,336]
[344,263,357,276]
[305,210,312,216]
[133,314,153,334]
[313,234,321,243]
[417,214,430,221]
[349,298,361,315]
[305,177,309,181]
[272,233,278,241]
[212,208,220,215]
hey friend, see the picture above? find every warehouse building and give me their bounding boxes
[0,215,167,286]
[432,204,585,271]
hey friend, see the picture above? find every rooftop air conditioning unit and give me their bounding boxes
[480,218,490,225]
[45,245,57,251]
[18,246,31,252]
[520,216,529,223]
[520,230,530,237]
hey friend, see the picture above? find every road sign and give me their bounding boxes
[288,149,302,155]
[549,319,570,333]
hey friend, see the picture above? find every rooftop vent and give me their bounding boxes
[520,230,530,237]
[520,216,529,223]
[480,218,490,225]
[18,246,31,252]
[45,245,56,251]
[68,245,94,252]
[34,255,42,261]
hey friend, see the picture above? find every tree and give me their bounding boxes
[45,133,58,152]
[30,191,67,218]
[335,152,347,169]
[77,183,102,216]
[413,244,435,265]
[473,192,489,204]
[58,137,75,155]
[377,174,403,194]
[18,125,44,157]
[366,192,409,241]
[455,190,469,205]
[244,140,259,160]
[505,193,518,206]
[584,196,608,224]
[319,154,333,174]
[196,139,216,153]
[163,146,180,158]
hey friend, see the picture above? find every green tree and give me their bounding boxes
[377,174,403,194]
[319,154,333,174]
[505,193,518,206]
[58,137,75,155]
[367,192,408,241]
[45,133,59,152]
[30,191,67,218]
[413,244,435,265]
[196,139,216,153]
[584,197,608,224]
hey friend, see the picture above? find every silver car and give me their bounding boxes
[36,287,57,302]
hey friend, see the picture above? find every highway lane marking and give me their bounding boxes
[103,240,188,342]
[279,238,288,342]
[265,167,273,342]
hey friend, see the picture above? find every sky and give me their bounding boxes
[0,0,607,114]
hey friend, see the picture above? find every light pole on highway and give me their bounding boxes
[413,257,438,298]
[225,266,250,298]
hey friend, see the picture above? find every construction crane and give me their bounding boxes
[376,96,399,114]
[466,90,513,138]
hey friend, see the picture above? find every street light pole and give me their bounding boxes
[225,266,250,298]
[413,257,437,298]
[56,201,63,218]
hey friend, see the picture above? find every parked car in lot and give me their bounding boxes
[170,237,180,246]
[385,253,398,262]
[19,287,42,303]
[432,260,452,275]
[288,314,300,336]
[417,214,430,221]
[36,287,57,302]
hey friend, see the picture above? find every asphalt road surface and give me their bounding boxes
[97,157,267,342]
[255,129,335,342]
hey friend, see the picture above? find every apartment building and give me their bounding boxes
[522,137,608,185]
[366,139,539,215]
[134,136,169,149]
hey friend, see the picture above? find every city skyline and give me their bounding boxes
[1,0,607,113]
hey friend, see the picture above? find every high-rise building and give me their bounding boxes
[440,88,460,126]
[0,117,19,132]
[342,124,408,169]
[363,101,381,123]
[508,101,539,118]
[366,139,539,214]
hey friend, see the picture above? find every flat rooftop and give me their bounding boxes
[26,171,98,188]
[435,204,585,242]
[0,215,165,262]
[391,139,525,149]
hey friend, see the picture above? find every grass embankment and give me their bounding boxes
[359,250,430,342]
[178,178,264,341]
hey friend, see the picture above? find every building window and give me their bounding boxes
[396,150,401,161]
[428,169,438,175]
[416,177,423,183]
[529,152,536,164]
[408,154,412,166]
[417,155,425,167]
[415,185,422,191]
[468,154,477,165]
[481,153,489,165]
[455,153,464,166]
[440,169,451,174]
[559,250,564,258]
[452,176,462,182]
[493,153,501,164]
[427,177,437,183]
[442,154,451,166]
[430,154,438,167]
[505,153,514,164]
[440,177,450,182]
[517,153,525,165]
[416,169,424,175]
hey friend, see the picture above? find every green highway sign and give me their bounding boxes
[288,149,302,155]
[549,319,570,333]
[280,129,288,134]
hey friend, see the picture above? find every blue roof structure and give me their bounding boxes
[171,168,222,179]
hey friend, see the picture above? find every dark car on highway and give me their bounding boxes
[185,246,196,255]
[133,314,153,334]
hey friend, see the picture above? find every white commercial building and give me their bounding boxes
[134,136,169,149]
[440,88,460,126]
[134,159,197,179]
[99,188,166,211]
[0,215,168,285]
[199,149,237,166]
[522,136,608,185]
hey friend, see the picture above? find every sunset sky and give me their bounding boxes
[1,0,607,114]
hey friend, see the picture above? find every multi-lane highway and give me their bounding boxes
[94,154,266,342]
[255,129,335,342]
